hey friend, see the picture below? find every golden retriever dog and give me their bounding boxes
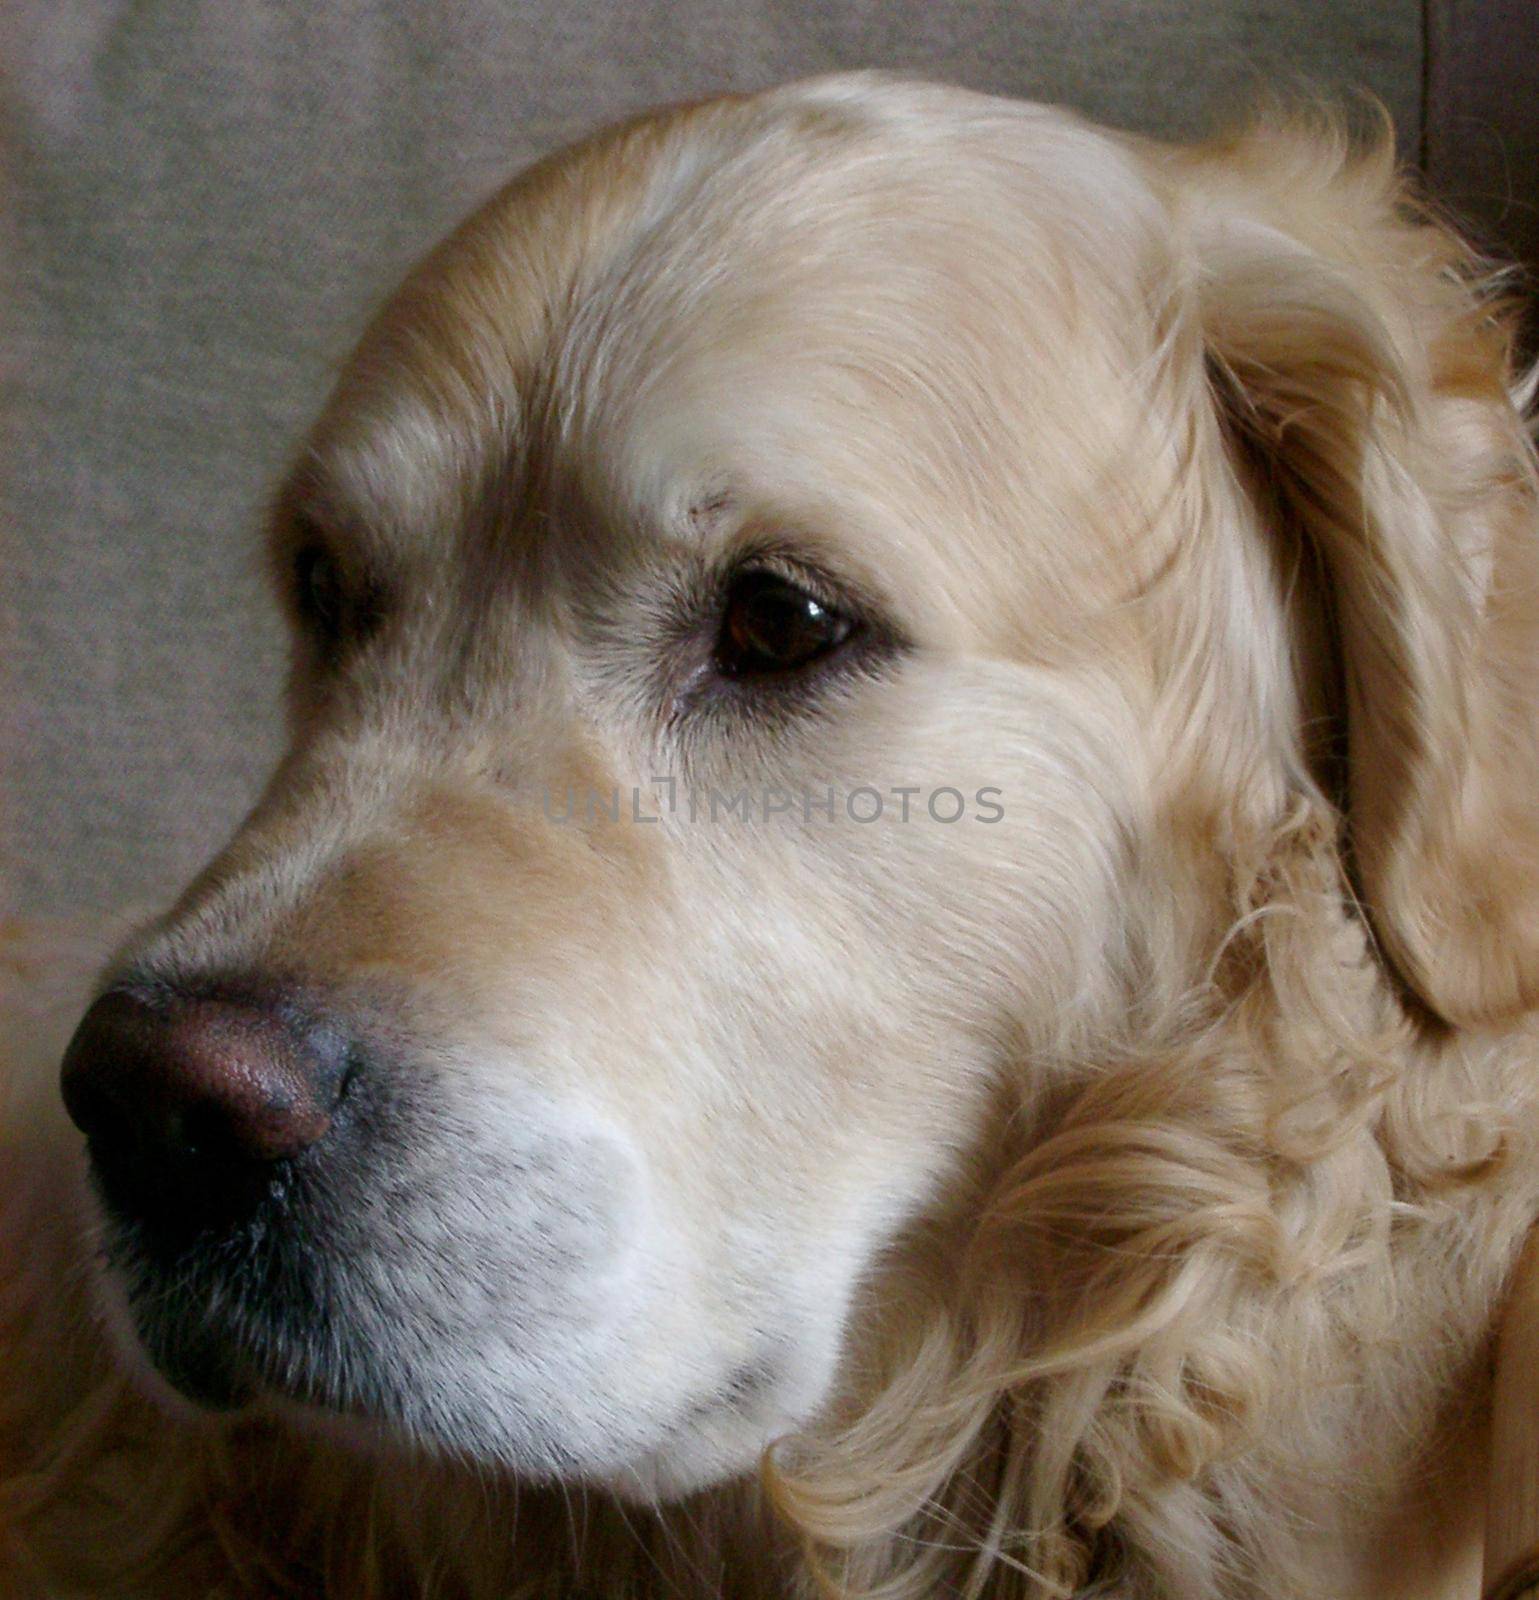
[5,71,1539,1600]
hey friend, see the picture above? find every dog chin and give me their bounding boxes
[86,1253,251,1423]
[91,1242,807,1505]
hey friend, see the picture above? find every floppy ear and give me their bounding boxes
[1188,121,1539,1028]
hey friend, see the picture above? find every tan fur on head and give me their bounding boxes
[5,74,1539,1600]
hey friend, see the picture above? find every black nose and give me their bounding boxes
[60,984,352,1237]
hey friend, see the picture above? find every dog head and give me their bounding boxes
[60,75,1539,1515]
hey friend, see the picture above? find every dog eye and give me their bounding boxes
[290,540,387,653]
[716,571,854,677]
[293,544,344,638]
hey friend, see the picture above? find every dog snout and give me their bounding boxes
[60,983,353,1235]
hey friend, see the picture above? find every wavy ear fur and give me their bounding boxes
[1185,117,1539,1027]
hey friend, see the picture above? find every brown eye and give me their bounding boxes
[717,570,854,677]
[293,544,344,638]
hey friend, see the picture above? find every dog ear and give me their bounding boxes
[1188,120,1539,1027]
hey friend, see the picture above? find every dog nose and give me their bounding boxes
[60,985,352,1232]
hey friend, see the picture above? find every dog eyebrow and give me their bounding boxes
[685,489,736,532]
[266,462,397,581]
[267,468,335,558]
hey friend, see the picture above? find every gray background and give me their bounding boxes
[3,0,1532,921]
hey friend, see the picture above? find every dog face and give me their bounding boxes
[59,75,1539,1508]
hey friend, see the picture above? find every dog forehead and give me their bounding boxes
[546,98,1159,521]
[295,77,1162,614]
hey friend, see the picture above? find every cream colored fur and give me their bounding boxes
[5,74,1539,1599]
